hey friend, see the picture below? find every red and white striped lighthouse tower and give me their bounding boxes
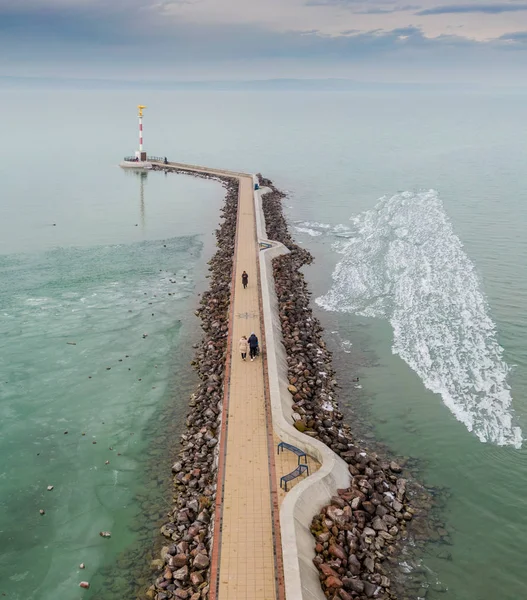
[135,105,147,162]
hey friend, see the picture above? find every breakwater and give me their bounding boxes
[259,176,426,600]
[142,164,433,600]
[145,166,239,600]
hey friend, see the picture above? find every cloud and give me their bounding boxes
[0,2,424,54]
[356,4,420,14]
[417,2,527,15]
[304,0,420,13]
[1,0,527,82]
[0,2,144,43]
[304,0,362,6]
[499,30,527,43]
[0,17,493,63]
[304,0,419,9]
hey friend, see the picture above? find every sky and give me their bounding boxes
[1,0,527,84]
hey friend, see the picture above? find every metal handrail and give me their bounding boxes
[122,155,165,162]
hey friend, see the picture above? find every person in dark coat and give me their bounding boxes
[241,271,248,289]
[248,332,259,361]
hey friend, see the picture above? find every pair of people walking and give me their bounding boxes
[239,333,259,361]
[239,271,257,360]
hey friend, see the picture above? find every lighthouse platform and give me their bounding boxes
[119,155,153,170]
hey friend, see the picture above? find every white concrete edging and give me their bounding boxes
[252,176,350,600]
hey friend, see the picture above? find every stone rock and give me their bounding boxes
[364,556,375,573]
[325,575,343,589]
[193,553,210,569]
[364,581,377,597]
[372,516,388,532]
[327,506,346,526]
[343,577,364,593]
[347,554,361,575]
[320,564,340,578]
[328,543,346,560]
[173,565,189,581]
[317,531,331,543]
[172,554,187,568]
[190,571,204,586]
[294,420,307,432]
[382,513,397,526]
[330,496,347,509]
[197,510,210,524]
[389,461,402,473]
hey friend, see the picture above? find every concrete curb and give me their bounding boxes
[253,177,350,600]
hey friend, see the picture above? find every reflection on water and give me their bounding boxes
[122,169,149,232]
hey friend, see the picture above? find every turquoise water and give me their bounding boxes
[2,87,527,598]
[0,238,193,596]
[0,99,225,598]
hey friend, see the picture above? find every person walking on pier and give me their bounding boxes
[248,332,259,361]
[239,335,248,361]
[241,271,248,289]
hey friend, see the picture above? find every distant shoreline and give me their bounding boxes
[3,76,526,93]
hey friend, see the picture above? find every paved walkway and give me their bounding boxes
[212,174,282,600]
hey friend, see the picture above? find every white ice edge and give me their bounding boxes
[314,189,522,449]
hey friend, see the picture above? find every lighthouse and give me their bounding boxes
[120,104,153,169]
[136,105,147,162]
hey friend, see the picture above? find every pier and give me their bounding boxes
[148,159,352,600]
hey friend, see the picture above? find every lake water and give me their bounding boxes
[1,86,526,599]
